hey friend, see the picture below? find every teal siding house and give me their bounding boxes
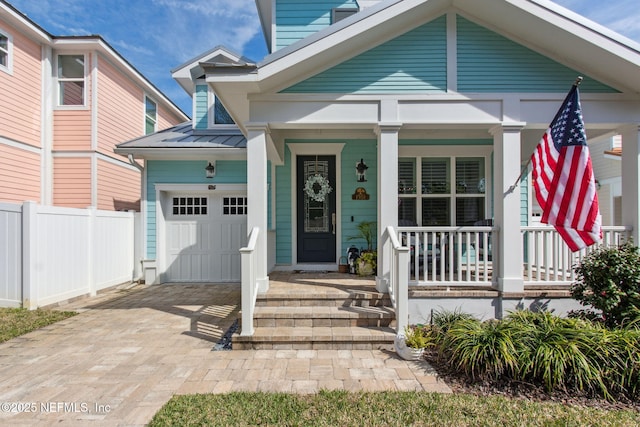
[116,0,640,332]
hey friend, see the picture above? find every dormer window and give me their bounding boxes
[214,97,234,124]
[332,8,359,23]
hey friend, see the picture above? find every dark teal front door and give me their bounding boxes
[297,155,336,263]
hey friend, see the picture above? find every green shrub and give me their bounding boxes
[572,242,640,328]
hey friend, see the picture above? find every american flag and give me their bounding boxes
[531,83,601,252]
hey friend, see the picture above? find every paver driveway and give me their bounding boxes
[0,283,450,426]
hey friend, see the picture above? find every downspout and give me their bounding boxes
[128,154,144,172]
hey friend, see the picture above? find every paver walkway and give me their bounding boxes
[0,283,451,426]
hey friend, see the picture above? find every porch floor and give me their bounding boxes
[233,271,397,350]
[265,271,382,297]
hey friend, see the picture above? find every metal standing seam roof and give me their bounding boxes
[116,122,247,149]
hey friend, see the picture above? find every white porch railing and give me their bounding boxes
[398,226,497,287]
[382,226,410,333]
[522,225,632,285]
[240,227,260,336]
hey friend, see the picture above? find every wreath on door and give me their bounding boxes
[304,174,333,202]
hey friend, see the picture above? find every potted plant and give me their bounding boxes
[356,251,377,276]
[347,221,377,276]
[394,325,428,360]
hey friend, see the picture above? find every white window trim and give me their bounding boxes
[144,94,157,134]
[398,145,492,226]
[0,28,13,75]
[55,53,88,109]
[207,87,215,127]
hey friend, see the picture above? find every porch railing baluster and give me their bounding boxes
[521,225,632,286]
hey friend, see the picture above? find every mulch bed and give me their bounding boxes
[423,350,640,412]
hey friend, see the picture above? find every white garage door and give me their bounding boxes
[165,194,247,282]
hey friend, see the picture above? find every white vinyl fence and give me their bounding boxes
[1,201,141,309]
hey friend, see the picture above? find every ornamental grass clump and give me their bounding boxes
[440,317,519,381]
[505,311,604,394]
[429,309,640,400]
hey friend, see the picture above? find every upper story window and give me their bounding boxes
[213,96,234,124]
[57,54,86,106]
[0,30,13,74]
[145,96,157,134]
[398,156,488,227]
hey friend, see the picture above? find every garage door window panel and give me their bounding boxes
[172,197,208,216]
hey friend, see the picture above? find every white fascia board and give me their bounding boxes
[114,148,246,161]
[254,0,273,51]
[456,0,640,92]
[0,2,51,44]
[172,46,248,95]
[526,0,640,51]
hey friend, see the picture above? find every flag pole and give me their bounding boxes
[506,76,584,194]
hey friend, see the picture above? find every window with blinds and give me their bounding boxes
[398,159,416,194]
[398,156,486,226]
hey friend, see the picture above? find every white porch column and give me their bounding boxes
[375,123,401,292]
[246,124,270,292]
[491,123,525,293]
[620,125,640,243]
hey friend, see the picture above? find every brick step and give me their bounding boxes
[256,290,391,308]
[253,305,395,328]
[232,326,396,350]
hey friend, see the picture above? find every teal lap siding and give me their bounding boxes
[456,16,617,93]
[282,17,447,94]
[194,84,208,129]
[276,0,358,50]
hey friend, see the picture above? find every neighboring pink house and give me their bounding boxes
[0,1,188,211]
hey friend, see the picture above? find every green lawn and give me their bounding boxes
[0,307,77,343]
[150,390,640,427]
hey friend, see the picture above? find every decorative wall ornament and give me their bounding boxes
[477,178,486,193]
[355,158,368,182]
[352,187,370,200]
[304,174,333,202]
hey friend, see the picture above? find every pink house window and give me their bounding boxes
[57,54,85,106]
[0,31,11,73]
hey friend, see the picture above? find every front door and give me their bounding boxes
[297,155,336,263]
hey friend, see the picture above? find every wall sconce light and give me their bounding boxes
[355,158,368,182]
[205,161,216,178]
[595,179,601,190]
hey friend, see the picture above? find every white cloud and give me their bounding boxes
[149,0,262,62]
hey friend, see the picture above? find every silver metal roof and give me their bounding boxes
[116,122,246,150]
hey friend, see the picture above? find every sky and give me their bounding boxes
[6,0,640,116]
